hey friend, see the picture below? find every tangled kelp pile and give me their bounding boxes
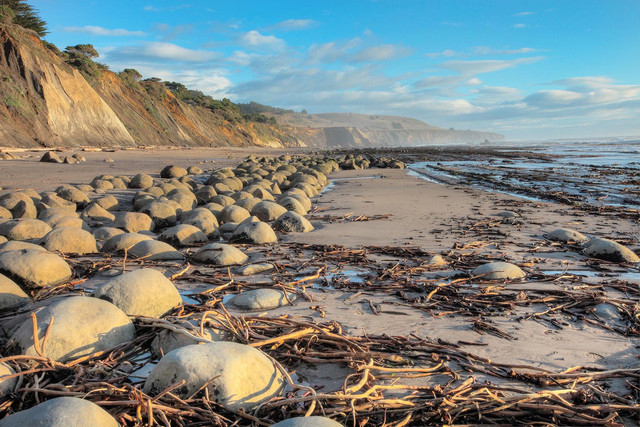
[0,151,639,426]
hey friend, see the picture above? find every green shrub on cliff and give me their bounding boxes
[0,0,47,36]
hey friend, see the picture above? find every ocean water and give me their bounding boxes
[409,137,640,208]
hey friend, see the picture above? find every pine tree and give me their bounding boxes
[0,0,47,36]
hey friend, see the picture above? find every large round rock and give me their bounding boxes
[230,221,277,244]
[161,165,188,179]
[0,273,29,311]
[547,228,588,244]
[583,238,639,263]
[0,219,51,241]
[140,201,178,228]
[472,262,526,280]
[129,173,154,189]
[143,341,284,411]
[94,269,181,317]
[129,240,184,261]
[251,201,287,222]
[229,289,295,311]
[114,212,155,233]
[273,211,314,233]
[101,233,153,253]
[42,227,98,255]
[193,243,248,266]
[0,396,118,427]
[0,249,72,288]
[10,296,135,361]
[159,224,208,247]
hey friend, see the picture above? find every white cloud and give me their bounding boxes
[306,38,361,64]
[439,56,544,74]
[152,23,194,41]
[425,49,457,58]
[264,19,316,31]
[238,31,286,51]
[467,78,482,85]
[351,44,412,62]
[471,46,539,55]
[514,11,535,16]
[104,42,218,63]
[62,26,146,37]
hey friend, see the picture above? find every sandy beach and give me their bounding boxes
[0,146,639,425]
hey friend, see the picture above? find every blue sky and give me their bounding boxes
[32,0,640,140]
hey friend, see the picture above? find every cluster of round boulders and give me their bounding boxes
[545,228,639,263]
[40,151,87,165]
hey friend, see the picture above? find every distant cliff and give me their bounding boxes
[0,23,503,149]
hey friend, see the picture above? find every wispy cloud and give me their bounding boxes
[425,49,458,58]
[351,44,412,62]
[62,26,146,37]
[426,47,542,58]
[513,24,527,28]
[514,11,535,16]
[438,57,544,75]
[103,42,218,63]
[152,23,194,41]
[237,30,286,51]
[264,19,317,31]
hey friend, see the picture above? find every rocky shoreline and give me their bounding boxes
[0,149,639,425]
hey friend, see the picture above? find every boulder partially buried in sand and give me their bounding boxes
[0,219,51,241]
[161,165,188,178]
[150,318,227,358]
[0,396,118,427]
[41,227,97,255]
[229,288,295,311]
[251,201,287,222]
[472,262,526,280]
[129,173,154,189]
[546,228,588,244]
[193,243,248,266]
[93,268,181,317]
[140,201,178,228]
[159,224,208,247]
[583,238,639,263]
[230,221,277,244]
[0,273,29,311]
[271,417,343,427]
[128,240,184,261]
[236,263,274,276]
[101,233,153,253]
[0,249,72,288]
[9,296,135,362]
[143,341,284,411]
[273,211,314,233]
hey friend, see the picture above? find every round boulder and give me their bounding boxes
[9,296,135,361]
[0,273,29,311]
[0,249,72,288]
[128,240,184,261]
[229,289,295,311]
[252,201,287,222]
[230,221,277,244]
[94,268,181,317]
[114,212,155,233]
[129,173,154,189]
[140,201,177,228]
[93,227,125,242]
[272,211,314,233]
[0,396,118,427]
[271,417,343,427]
[472,262,526,280]
[101,233,153,253]
[583,239,639,263]
[80,203,115,223]
[143,341,284,411]
[547,228,588,244]
[159,224,208,247]
[221,205,251,224]
[193,243,247,266]
[0,219,51,241]
[42,227,97,255]
[161,165,188,179]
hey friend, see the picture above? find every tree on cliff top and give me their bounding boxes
[0,0,47,36]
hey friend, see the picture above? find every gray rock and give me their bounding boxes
[236,263,274,276]
[472,262,526,280]
[150,319,227,358]
[40,151,62,163]
[230,221,277,244]
[167,191,197,211]
[583,239,639,263]
[234,197,261,212]
[187,165,203,175]
[0,194,37,219]
[129,240,184,261]
[9,296,134,361]
[495,210,519,218]
[101,233,153,253]
[42,214,88,230]
[273,211,314,233]
[143,341,284,411]
[0,396,118,427]
[129,173,154,189]
[40,193,76,211]
[0,241,45,253]
[278,196,308,215]
[210,195,235,206]
[80,203,115,223]
[159,224,208,247]
[0,361,17,395]
[547,228,588,244]
[140,201,177,228]
[221,205,251,224]
[38,206,77,220]
[93,227,125,242]
[0,273,29,311]
[94,268,181,317]
[0,249,72,289]
[271,417,343,427]
[91,178,114,191]
[93,195,119,211]
[229,288,295,311]
[56,187,90,208]
[161,165,188,178]
[114,212,155,233]
[42,227,97,255]
[193,243,247,265]
[251,201,287,222]
[425,255,447,267]
[0,219,51,240]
